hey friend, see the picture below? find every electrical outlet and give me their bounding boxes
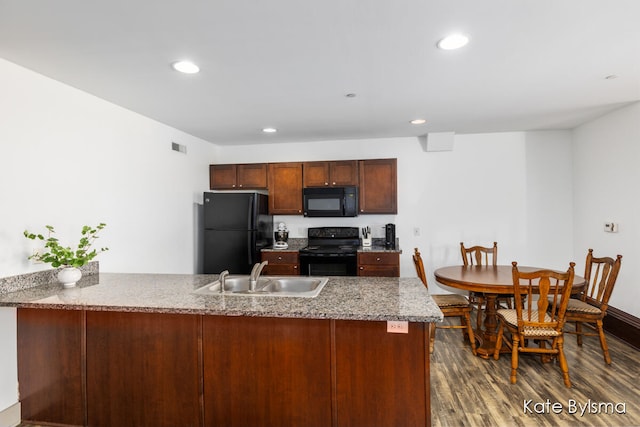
[387,321,409,334]
[604,222,618,233]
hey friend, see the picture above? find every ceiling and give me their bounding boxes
[1,1,639,146]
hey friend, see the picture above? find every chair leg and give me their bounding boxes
[596,320,612,365]
[463,311,477,356]
[459,316,469,342]
[429,323,436,354]
[575,322,583,346]
[493,321,504,360]
[510,335,519,384]
[557,336,572,388]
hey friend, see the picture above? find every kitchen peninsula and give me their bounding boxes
[0,272,442,427]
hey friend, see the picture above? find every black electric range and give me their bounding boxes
[299,227,360,276]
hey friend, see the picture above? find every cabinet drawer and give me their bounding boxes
[262,252,299,264]
[357,252,399,265]
[263,264,300,276]
[357,265,399,277]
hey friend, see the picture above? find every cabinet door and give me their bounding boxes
[203,316,332,427]
[303,160,358,187]
[268,162,303,214]
[329,160,359,186]
[209,164,237,189]
[237,163,268,189]
[334,320,429,427]
[18,308,84,426]
[86,311,202,427]
[303,161,331,187]
[358,158,397,214]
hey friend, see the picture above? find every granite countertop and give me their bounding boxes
[0,273,442,323]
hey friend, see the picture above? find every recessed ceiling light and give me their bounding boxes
[262,127,277,133]
[437,34,469,50]
[410,119,427,125]
[172,61,200,74]
[345,93,357,98]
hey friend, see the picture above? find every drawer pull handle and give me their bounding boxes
[376,257,381,261]
[278,256,282,260]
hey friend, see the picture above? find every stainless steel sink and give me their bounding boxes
[194,276,329,298]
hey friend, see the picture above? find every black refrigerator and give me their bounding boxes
[202,192,273,274]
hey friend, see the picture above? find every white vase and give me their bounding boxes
[57,267,82,288]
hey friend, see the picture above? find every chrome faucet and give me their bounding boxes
[218,270,229,294]
[249,261,268,291]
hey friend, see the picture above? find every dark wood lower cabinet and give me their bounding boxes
[86,311,202,427]
[203,316,332,427]
[335,320,430,427]
[17,308,84,426]
[17,309,431,427]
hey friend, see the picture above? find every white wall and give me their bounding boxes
[218,131,574,283]
[572,102,640,317]
[0,59,217,412]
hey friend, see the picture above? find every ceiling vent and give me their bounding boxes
[418,132,455,152]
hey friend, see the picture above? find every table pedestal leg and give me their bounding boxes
[475,293,507,359]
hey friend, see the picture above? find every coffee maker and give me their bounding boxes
[274,222,289,249]
[384,223,396,249]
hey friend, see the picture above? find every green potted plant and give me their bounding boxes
[24,223,109,287]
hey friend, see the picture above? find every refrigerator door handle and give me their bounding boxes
[248,232,253,265]
[247,194,255,229]
[248,195,255,264]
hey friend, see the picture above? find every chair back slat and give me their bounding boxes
[460,242,497,266]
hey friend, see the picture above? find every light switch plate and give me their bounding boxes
[387,321,409,334]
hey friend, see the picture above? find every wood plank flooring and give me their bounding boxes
[431,315,640,427]
[18,314,640,427]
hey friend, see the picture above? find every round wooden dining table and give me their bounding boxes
[434,265,585,359]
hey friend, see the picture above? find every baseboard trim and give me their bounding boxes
[603,305,640,350]
[0,401,21,427]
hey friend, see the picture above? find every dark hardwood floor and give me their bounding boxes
[431,315,640,427]
[18,312,640,427]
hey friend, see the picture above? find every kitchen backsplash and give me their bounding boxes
[0,261,99,294]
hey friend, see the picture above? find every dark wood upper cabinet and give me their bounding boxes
[358,158,397,214]
[268,162,303,214]
[210,163,267,190]
[303,160,359,187]
[210,158,396,216]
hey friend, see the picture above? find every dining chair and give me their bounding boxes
[493,261,575,388]
[413,248,477,356]
[459,242,511,329]
[563,249,622,365]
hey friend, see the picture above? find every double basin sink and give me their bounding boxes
[194,275,329,298]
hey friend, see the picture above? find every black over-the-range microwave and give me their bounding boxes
[303,186,358,217]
